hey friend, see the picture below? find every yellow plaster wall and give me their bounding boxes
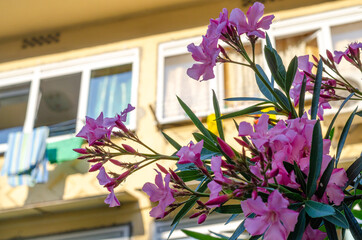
[0,0,361,239]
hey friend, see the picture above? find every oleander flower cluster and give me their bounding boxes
[75,2,362,240]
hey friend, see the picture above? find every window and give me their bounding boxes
[269,6,362,115]
[31,224,131,240]
[157,38,221,124]
[0,49,139,152]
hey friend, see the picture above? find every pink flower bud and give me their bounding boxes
[250,156,260,162]
[234,137,249,148]
[87,158,100,163]
[109,159,126,167]
[252,190,258,200]
[78,155,90,159]
[169,169,182,183]
[217,137,236,159]
[156,163,168,174]
[268,168,279,178]
[326,50,334,63]
[198,213,207,224]
[73,148,88,154]
[117,170,131,181]
[122,144,137,154]
[205,195,229,206]
[116,120,129,133]
[89,162,103,172]
[189,212,202,219]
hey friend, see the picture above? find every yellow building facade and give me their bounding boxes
[0,0,361,239]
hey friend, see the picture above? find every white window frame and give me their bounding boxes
[0,48,140,152]
[31,224,131,240]
[156,37,224,124]
[267,6,362,116]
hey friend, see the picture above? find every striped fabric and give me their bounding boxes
[1,127,49,187]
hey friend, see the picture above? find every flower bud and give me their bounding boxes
[89,162,103,172]
[217,137,236,159]
[116,170,131,181]
[234,137,249,148]
[252,190,258,200]
[116,120,129,133]
[73,148,88,154]
[198,213,207,224]
[205,195,229,206]
[189,212,202,219]
[156,163,168,174]
[122,144,137,154]
[109,159,126,167]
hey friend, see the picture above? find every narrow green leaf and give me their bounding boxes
[224,97,270,102]
[181,230,224,240]
[307,120,323,198]
[215,205,243,214]
[229,220,246,240]
[283,161,294,173]
[324,93,354,139]
[255,64,275,102]
[336,107,357,164]
[310,60,323,120]
[264,47,285,90]
[324,220,339,240]
[161,131,182,150]
[294,161,307,194]
[305,200,335,218]
[286,56,298,94]
[316,158,335,198]
[212,90,224,140]
[249,235,262,240]
[329,127,335,140]
[193,133,219,153]
[323,207,348,228]
[278,184,305,202]
[209,231,228,239]
[274,89,290,111]
[225,214,239,225]
[357,110,362,117]
[177,170,204,182]
[177,96,212,140]
[287,208,306,240]
[218,104,273,120]
[171,179,209,226]
[298,75,307,118]
[343,202,362,239]
[345,155,362,188]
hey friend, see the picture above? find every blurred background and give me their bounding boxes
[0,0,361,239]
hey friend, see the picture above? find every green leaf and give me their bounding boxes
[170,179,210,226]
[225,214,239,225]
[307,120,323,198]
[343,202,362,239]
[345,155,362,188]
[274,89,290,111]
[294,161,307,194]
[264,47,285,90]
[324,220,339,240]
[357,110,362,117]
[336,107,357,164]
[229,220,245,240]
[324,93,354,139]
[298,75,307,118]
[287,208,306,240]
[278,184,305,202]
[305,200,335,218]
[329,127,335,140]
[218,104,273,120]
[283,161,294,173]
[224,97,270,102]
[255,64,275,102]
[212,90,224,140]
[161,131,182,150]
[310,60,323,120]
[177,96,212,140]
[323,207,348,228]
[177,170,204,182]
[315,158,335,198]
[285,56,298,95]
[215,205,243,214]
[181,230,224,240]
[193,133,219,153]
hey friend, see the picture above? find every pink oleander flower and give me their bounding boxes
[76,112,112,145]
[176,140,204,168]
[334,42,362,64]
[105,104,135,131]
[229,2,274,39]
[317,168,348,206]
[187,37,221,81]
[302,224,327,240]
[97,167,120,207]
[105,188,120,207]
[240,190,298,240]
[142,170,175,219]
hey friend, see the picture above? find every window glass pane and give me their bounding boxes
[163,53,211,120]
[87,64,132,124]
[330,21,362,109]
[0,82,30,143]
[35,73,81,137]
[276,31,319,67]
[223,43,264,109]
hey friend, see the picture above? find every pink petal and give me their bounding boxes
[238,122,253,136]
[264,221,287,240]
[329,168,348,187]
[257,15,275,30]
[268,190,289,211]
[278,208,299,233]
[240,196,268,216]
[244,216,269,236]
[254,114,269,134]
[247,2,265,27]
